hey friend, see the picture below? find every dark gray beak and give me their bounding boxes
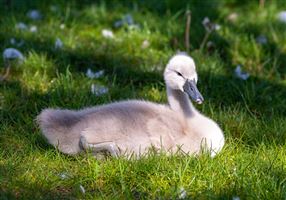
[183,79,204,104]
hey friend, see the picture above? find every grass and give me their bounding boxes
[0,0,286,199]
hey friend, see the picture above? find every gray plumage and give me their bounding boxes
[37,54,225,157]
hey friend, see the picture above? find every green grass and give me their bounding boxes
[1,0,286,199]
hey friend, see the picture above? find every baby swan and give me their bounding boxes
[37,54,225,158]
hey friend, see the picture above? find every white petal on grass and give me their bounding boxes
[86,69,104,79]
[256,35,267,44]
[233,167,237,172]
[58,172,70,180]
[227,12,238,22]
[55,38,63,49]
[277,11,286,23]
[141,40,150,49]
[91,84,108,96]
[114,14,134,28]
[178,187,187,199]
[214,24,221,31]
[94,70,105,78]
[202,17,210,27]
[60,24,65,29]
[86,68,95,78]
[27,10,42,20]
[16,22,28,30]
[235,65,249,80]
[30,25,37,32]
[79,185,85,194]
[202,17,220,32]
[3,48,24,61]
[102,29,114,39]
[232,196,240,200]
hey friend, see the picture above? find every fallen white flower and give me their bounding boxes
[91,84,108,96]
[60,24,65,29]
[102,29,114,39]
[86,69,104,79]
[27,10,42,20]
[86,68,94,78]
[232,196,240,200]
[79,185,85,194]
[178,187,187,199]
[214,24,221,31]
[30,25,37,33]
[94,70,104,78]
[202,17,220,32]
[202,17,210,27]
[114,14,134,28]
[227,12,238,22]
[16,22,28,30]
[55,38,63,49]
[256,35,267,44]
[3,48,24,61]
[278,11,286,23]
[141,40,150,49]
[235,65,249,80]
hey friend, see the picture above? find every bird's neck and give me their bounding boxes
[166,86,198,118]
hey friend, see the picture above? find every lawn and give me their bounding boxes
[1,0,286,199]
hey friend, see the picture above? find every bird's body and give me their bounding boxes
[37,54,225,158]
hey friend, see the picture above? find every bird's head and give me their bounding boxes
[164,53,204,104]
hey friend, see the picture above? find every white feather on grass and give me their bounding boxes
[91,84,108,96]
[86,69,104,79]
[55,38,63,49]
[235,65,249,80]
[102,29,114,39]
[27,10,42,20]
[278,11,286,23]
[3,48,24,61]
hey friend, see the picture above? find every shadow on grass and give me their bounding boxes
[0,182,75,200]
[0,67,285,150]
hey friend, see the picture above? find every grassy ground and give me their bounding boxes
[1,0,286,199]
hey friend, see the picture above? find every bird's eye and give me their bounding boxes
[176,71,183,77]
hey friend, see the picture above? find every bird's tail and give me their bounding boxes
[36,108,83,155]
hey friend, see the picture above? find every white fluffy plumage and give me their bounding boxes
[37,54,225,158]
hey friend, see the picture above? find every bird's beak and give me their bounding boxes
[183,79,204,104]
